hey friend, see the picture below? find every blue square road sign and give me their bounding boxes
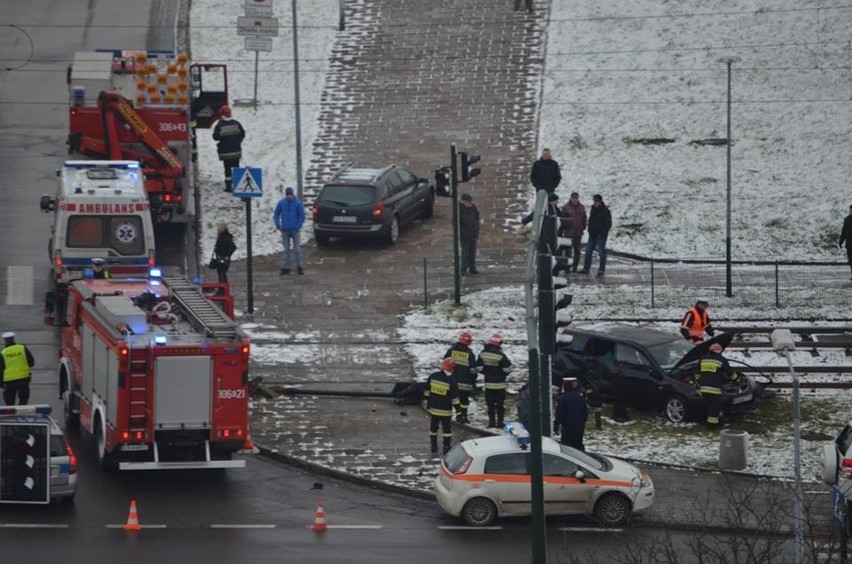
[232,167,263,198]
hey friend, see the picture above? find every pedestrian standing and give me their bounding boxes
[680,298,715,344]
[459,193,480,275]
[698,343,733,429]
[521,192,563,225]
[425,357,460,456]
[480,333,513,428]
[443,331,479,424]
[555,377,588,451]
[273,187,306,275]
[840,204,852,280]
[516,384,532,432]
[579,194,612,277]
[529,148,562,195]
[513,0,532,13]
[211,106,245,192]
[213,223,237,284]
[0,332,35,406]
[561,192,587,272]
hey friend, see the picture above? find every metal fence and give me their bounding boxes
[420,253,851,310]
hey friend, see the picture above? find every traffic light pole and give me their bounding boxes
[450,144,461,306]
[244,197,254,314]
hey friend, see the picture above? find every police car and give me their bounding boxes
[435,425,654,527]
[0,405,77,504]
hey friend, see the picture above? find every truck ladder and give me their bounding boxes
[128,348,150,432]
[164,276,237,339]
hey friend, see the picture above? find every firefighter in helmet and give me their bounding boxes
[212,106,246,192]
[0,332,35,406]
[480,333,513,428]
[680,298,715,344]
[443,330,479,424]
[698,342,733,429]
[424,357,460,456]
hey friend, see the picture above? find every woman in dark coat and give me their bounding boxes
[213,223,237,283]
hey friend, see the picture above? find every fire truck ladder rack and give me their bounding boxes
[164,277,236,339]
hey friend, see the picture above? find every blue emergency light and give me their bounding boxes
[0,404,52,416]
[153,334,167,345]
[149,267,163,278]
[83,268,95,279]
[504,422,531,449]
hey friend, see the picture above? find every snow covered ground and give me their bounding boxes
[190,0,339,261]
[537,1,852,260]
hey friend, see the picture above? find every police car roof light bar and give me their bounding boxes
[0,404,52,416]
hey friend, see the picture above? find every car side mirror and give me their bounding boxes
[574,470,586,483]
[39,195,55,212]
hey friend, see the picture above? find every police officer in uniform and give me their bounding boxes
[480,333,513,428]
[555,377,588,451]
[0,332,35,406]
[425,357,460,456]
[443,331,479,424]
[91,257,111,279]
[212,106,246,192]
[698,342,733,429]
[680,298,715,344]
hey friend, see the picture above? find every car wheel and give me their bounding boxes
[63,390,80,432]
[385,215,400,245]
[462,497,498,527]
[664,395,689,423]
[424,191,435,219]
[594,492,631,527]
[315,234,330,247]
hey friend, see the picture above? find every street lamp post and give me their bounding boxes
[718,56,740,298]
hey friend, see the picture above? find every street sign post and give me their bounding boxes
[245,0,273,17]
[238,13,278,105]
[245,37,273,52]
[231,167,262,315]
[237,16,279,37]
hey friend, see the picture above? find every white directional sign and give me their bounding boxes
[245,37,273,52]
[245,0,273,17]
[232,167,263,198]
[237,16,279,37]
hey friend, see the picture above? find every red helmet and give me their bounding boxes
[441,357,455,372]
[220,105,232,118]
[458,331,473,346]
[488,333,504,346]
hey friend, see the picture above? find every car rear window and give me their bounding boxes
[66,215,145,255]
[484,453,529,475]
[49,435,67,457]
[443,444,471,473]
[317,185,376,207]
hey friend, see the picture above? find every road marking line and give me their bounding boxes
[557,527,623,533]
[210,524,277,529]
[303,524,383,530]
[0,523,69,529]
[805,490,828,494]
[437,525,502,530]
[6,265,34,306]
[105,524,168,529]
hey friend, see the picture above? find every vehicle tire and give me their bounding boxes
[94,418,115,471]
[385,215,400,245]
[315,233,330,247]
[461,497,498,527]
[63,390,80,432]
[663,395,689,423]
[424,191,435,219]
[594,492,631,527]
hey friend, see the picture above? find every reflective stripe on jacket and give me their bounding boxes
[2,344,30,382]
[480,344,513,390]
[698,353,729,395]
[425,370,459,417]
[444,344,478,391]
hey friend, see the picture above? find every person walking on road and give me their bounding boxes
[530,148,562,195]
[424,357,460,456]
[579,194,612,277]
[840,204,852,280]
[680,298,715,344]
[555,377,588,451]
[561,192,587,272]
[480,333,513,428]
[0,332,35,406]
[213,223,237,284]
[444,331,479,424]
[459,193,481,275]
[516,384,532,432]
[212,106,245,192]
[698,342,733,429]
[273,187,306,275]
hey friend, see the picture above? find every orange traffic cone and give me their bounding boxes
[124,499,142,531]
[312,502,327,533]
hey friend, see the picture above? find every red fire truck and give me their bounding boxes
[55,273,251,470]
[66,50,228,223]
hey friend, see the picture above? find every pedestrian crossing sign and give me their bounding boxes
[232,167,263,198]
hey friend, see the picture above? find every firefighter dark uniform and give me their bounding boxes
[425,358,460,455]
[212,106,246,192]
[698,344,732,429]
[480,334,513,428]
[444,331,479,424]
[680,299,715,344]
[0,332,35,406]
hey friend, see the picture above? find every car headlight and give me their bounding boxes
[639,472,652,488]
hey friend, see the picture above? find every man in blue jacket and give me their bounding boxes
[273,187,306,275]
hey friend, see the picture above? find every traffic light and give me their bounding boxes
[0,423,50,504]
[538,215,574,355]
[459,152,481,183]
[434,167,452,197]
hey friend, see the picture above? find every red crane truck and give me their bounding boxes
[55,273,251,470]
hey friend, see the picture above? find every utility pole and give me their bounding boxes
[292,0,304,200]
[718,56,740,298]
[450,144,460,305]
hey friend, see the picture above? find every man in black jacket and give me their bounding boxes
[424,357,460,455]
[840,204,852,280]
[698,343,733,429]
[480,333,513,428]
[212,106,246,192]
[444,331,479,424]
[213,223,237,284]
[555,377,588,451]
[530,148,562,194]
[459,193,480,275]
[579,194,612,277]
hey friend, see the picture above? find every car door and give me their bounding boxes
[580,337,618,400]
[612,343,663,409]
[391,169,418,223]
[542,453,595,515]
[482,452,531,516]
